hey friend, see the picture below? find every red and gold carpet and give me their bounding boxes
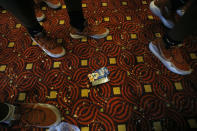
[0,0,197,130]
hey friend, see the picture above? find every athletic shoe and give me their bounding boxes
[43,0,61,9]
[149,0,174,28]
[35,8,45,22]
[149,38,192,75]
[0,103,15,126]
[176,9,185,16]
[176,1,191,16]
[49,122,80,131]
[17,103,61,128]
[31,32,65,58]
[70,22,109,39]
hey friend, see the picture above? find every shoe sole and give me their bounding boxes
[31,37,66,58]
[49,122,80,131]
[24,103,61,128]
[44,1,61,9]
[149,1,174,29]
[149,42,192,75]
[37,13,45,22]
[70,28,110,39]
[176,9,185,16]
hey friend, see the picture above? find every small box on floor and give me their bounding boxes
[88,67,110,86]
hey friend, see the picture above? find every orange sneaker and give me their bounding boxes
[35,7,45,22]
[70,22,109,39]
[43,0,61,9]
[151,38,172,60]
[31,32,65,58]
[149,38,192,75]
[17,103,61,128]
[150,0,175,28]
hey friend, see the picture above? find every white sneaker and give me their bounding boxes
[149,40,192,75]
[43,0,61,9]
[31,32,66,58]
[49,122,80,131]
[176,9,185,16]
[70,22,109,39]
[149,1,174,29]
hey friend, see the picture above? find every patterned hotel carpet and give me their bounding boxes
[0,0,197,130]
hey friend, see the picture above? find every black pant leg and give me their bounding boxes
[0,0,43,36]
[63,0,86,31]
[171,0,189,11]
[168,0,197,41]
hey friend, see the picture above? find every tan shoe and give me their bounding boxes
[150,0,175,28]
[70,21,109,39]
[35,7,45,22]
[49,122,80,131]
[149,38,192,75]
[32,32,65,58]
[17,103,61,128]
[43,0,61,9]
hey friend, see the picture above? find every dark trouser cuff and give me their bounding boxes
[27,24,44,38]
[163,34,182,49]
[171,0,189,11]
[69,11,86,32]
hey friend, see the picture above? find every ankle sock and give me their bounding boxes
[163,34,182,49]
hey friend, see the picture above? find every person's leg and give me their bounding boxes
[0,0,43,36]
[149,0,197,75]
[0,0,65,58]
[149,37,192,75]
[149,0,189,28]
[161,0,197,49]
[63,0,109,39]
[34,0,62,22]
[63,0,85,31]
[167,0,197,42]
